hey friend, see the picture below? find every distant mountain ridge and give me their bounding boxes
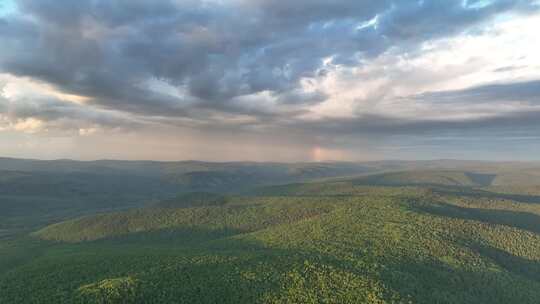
[2,157,540,234]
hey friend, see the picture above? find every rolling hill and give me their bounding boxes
[0,172,539,302]
[0,159,373,234]
[350,170,496,187]
[3,159,540,303]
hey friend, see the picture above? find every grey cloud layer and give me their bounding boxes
[415,80,540,104]
[299,110,540,137]
[292,79,540,144]
[1,0,536,116]
[1,0,540,154]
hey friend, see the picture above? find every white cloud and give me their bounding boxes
[0,73,90,104]
[302,13,540,123]
[78,127,99,136]
[10,117,45,134]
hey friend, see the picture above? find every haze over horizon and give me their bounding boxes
[1,0,540,162]
[1,155,540,165]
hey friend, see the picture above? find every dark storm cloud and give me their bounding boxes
[1,0,537,122]
[377,0,534,41]
[293,109,540,140]
[414,80,540,104]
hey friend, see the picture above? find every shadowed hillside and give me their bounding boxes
[351,170,492,187]
[0,159,373,234]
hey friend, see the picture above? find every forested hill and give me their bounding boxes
[2,158,540,303]
[0,158,373,233]
[2,157,540,235]
[6,179,540,303]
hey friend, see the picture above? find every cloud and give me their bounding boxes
[1,0,537,118]
[0,82,144,134]
[289,79,540,139]
[299,109,540,137]
[0,1,539,160]
[11,117,44,133]
[493,65,526,73]
[414,80,540,104]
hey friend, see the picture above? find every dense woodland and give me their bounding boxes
[2,159,540,303]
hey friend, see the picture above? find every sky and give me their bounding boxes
[0,0,539,162]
